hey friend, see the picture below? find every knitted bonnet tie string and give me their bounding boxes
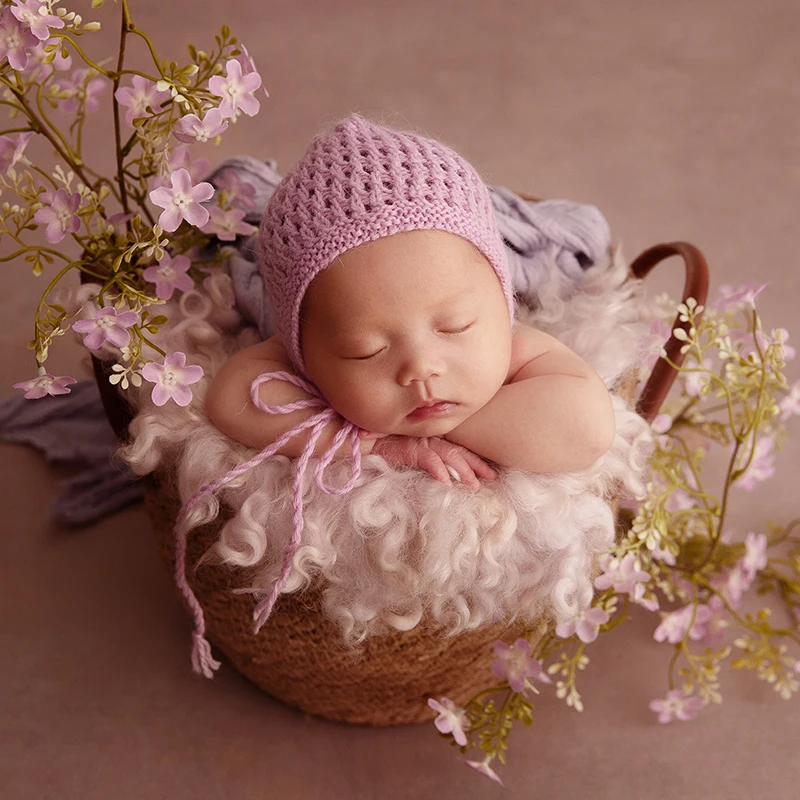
[173,370,362,678]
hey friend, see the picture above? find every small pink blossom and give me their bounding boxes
[200,205,256,241]
[143,252,194,300]
[649,689,704,723]
[33,188,81,243]
[594,553,651,595]
[683,357,713,398]
[699,595,729,645]
[141,351,203,407]
[631,582,660,612]
[651,413,672,435]
[57,67,106,115]
[665,487,697,514]
[0,131,33,174]
[714,563,753,610]
[215,168,258,210]
[19,34,71,81]
[174,107,228,144]
[755,327,796,362]
[72,304,139,350]
[208,58,263,118]
[741,532,768,580]
[653,603,712,644]
[491,639,551,693]
[712,282,768,311]
[148,168,214,232]
[736,436,776,491]
[10,0,64,41]
[555,606,610,644]
[234,44,269,100]
[427,696,468,747]
[0,7,38,70]
[465,759,504,786]
[114,75,171,126]
[13,371,76,399]
[780,380,800,420]
[652,543,677,566]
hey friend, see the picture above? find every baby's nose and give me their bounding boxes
[397,349,443,387]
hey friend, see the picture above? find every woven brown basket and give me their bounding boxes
[91,241,709,726]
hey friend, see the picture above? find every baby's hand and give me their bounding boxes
[366,434,497,490]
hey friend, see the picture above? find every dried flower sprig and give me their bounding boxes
[3,0,263,407]
[437,283,800,783]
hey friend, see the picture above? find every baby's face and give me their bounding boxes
[300,229,512,436]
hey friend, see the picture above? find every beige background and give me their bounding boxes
[2,1,799,797]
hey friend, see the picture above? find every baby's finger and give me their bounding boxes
[441,453,481,490]
[460,449,498,480]
[417,450,453,486]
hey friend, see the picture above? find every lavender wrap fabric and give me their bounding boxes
[205,156,612,338]
[1,156,611,526]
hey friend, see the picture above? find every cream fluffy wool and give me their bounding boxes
[120,247,654,642]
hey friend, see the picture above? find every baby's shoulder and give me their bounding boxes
[233,334,292,367]
[507,323,563,379]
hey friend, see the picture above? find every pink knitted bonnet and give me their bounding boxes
[257,114,514,376]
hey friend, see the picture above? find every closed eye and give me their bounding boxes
[345,346,387,361]
[439,321,476,335]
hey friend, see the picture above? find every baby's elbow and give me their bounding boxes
[579,390,616,467]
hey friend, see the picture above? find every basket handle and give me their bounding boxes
[629,242,710,423]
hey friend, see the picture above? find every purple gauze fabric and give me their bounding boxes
[0,379,144,526]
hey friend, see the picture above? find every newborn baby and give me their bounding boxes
[206,114,615,486]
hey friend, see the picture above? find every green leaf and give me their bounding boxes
[221,24,230,40]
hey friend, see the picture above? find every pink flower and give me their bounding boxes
[19,35,71,81]
[715,563,753,610]
[174,107,228,143]
[652,543,677,566]
[649,689,704,723]
[780,380,800,420]
[33,188,81,243]
[0,131,32,174]
[10,0,64,41]
[57,67,106,115]
[214,168,257,210]
[594,553,651,595]
[234,44,269,100]
[491,639,551,693]
[13,371,76,399]
[143,252,194,300]
[755,327,796,362]
[712,282,768,311]
[631,582,660,612]
[72,304,139,350]
[683,357,712,398]
[741,532,768,580]
[699,595,729,645]
[555,606,610,644]
[465,759,504,786]
[653,603,712,644]
[0,7,38,70]
[208,58,263,118]
[114,75,171,126]
[200,205,256,241]
[427,696,468,747]
[148,168,214,232]
[736,436,775,491]
[141,352,203,407]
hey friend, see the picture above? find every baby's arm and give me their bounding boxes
[443,325,616,472]
[205,337,359,457]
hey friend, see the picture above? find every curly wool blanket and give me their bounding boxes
[119,248,655,642]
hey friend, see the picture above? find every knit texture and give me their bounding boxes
[258,114,513,376]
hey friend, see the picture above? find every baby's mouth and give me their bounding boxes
[407,400,457,421]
